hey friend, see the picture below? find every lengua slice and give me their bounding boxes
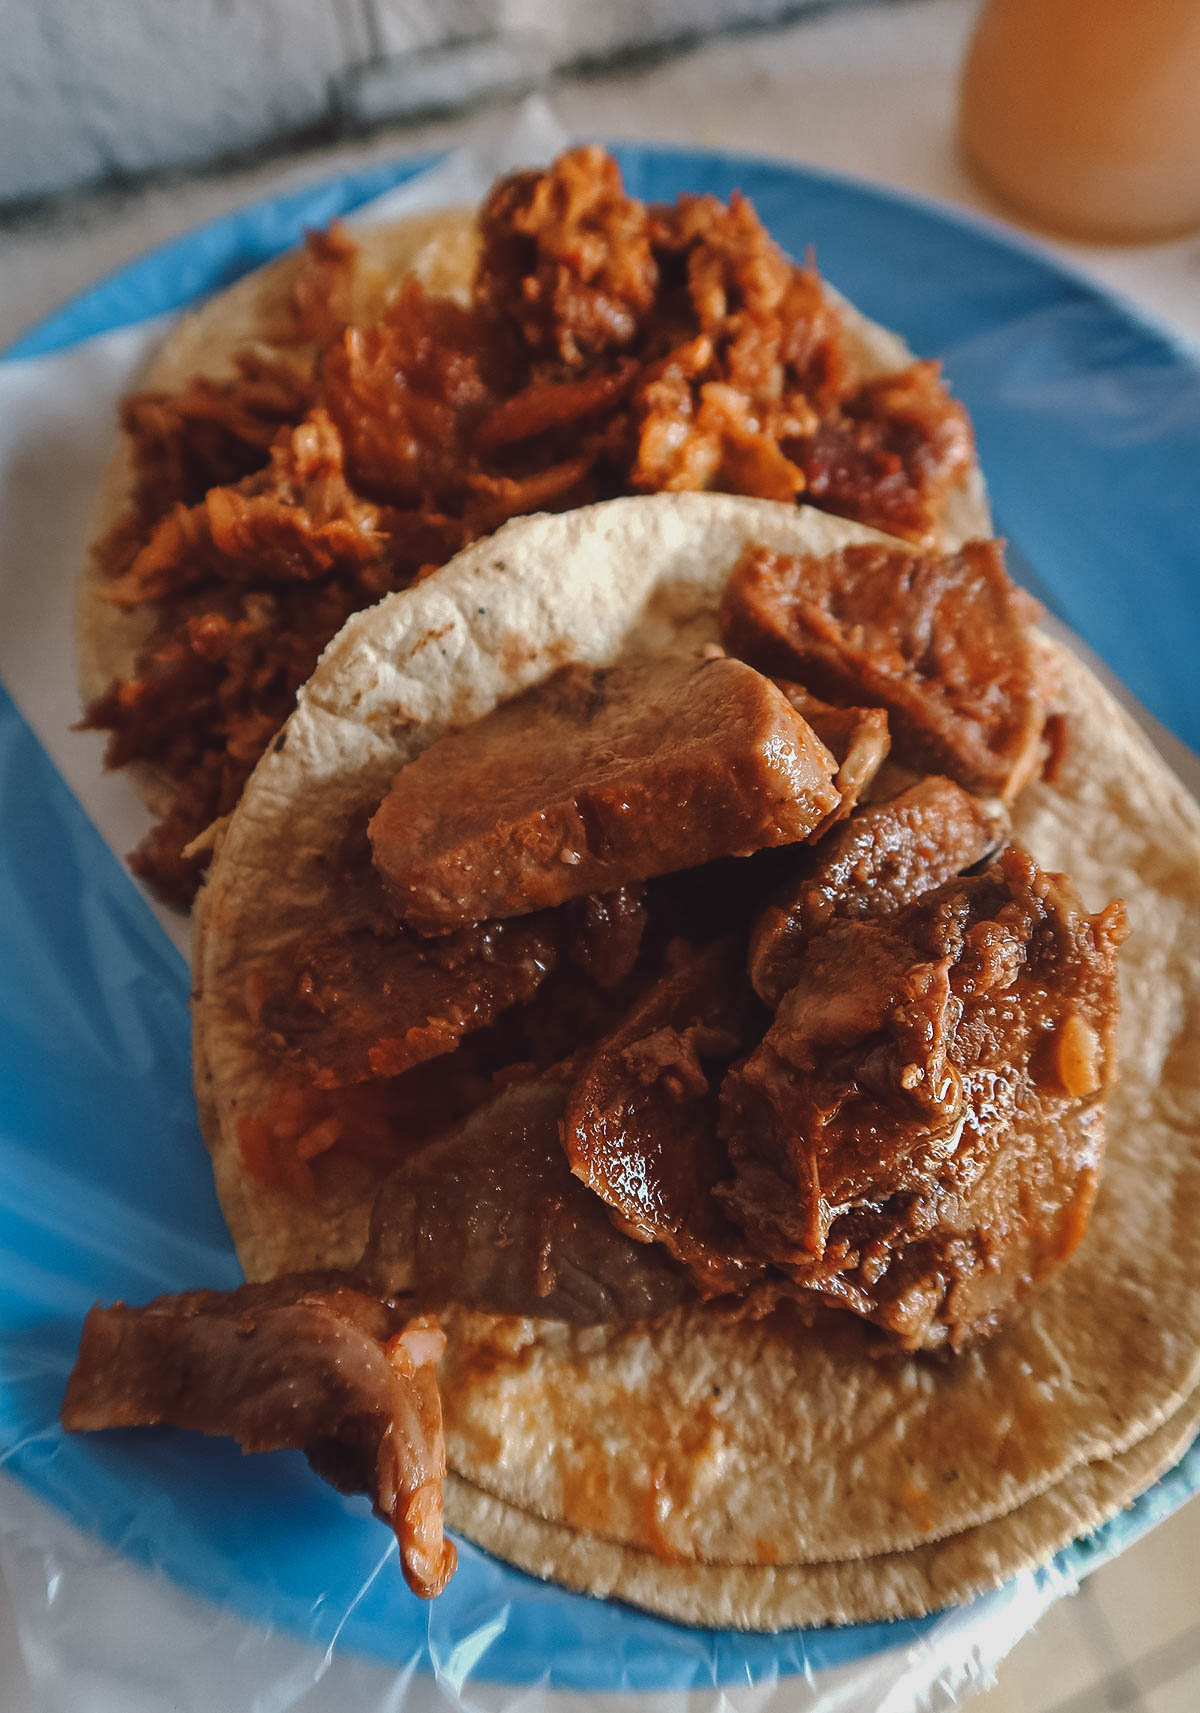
[719,538,1051,799]
[369,652,841,933]
[747,774,1006,1006]
[363,1076,693,1325]
[563,938,764,1298]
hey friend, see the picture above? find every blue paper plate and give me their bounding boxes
[2,145,1199,1694]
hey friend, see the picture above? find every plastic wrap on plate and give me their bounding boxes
[2,101,1200,1713]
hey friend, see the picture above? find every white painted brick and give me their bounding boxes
[0,0,843,206]
[373,0,497,57]
[0,0,355,202]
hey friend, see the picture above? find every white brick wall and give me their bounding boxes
[0,0,854,206]
[0,0,354,202]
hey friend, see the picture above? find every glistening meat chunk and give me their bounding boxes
[773,680,890,833]
[475,145,657,368]
[370,654,841,932]
[748,776,1007,1005]
[719,540,1051,799]
[258,909,560,1088]
[719,847,1126,1349]
[98,411,396,611]
[363,1077,693,1324]
[562,885,648,990]
[564,939,764,1297]
[61,1278,456,1597]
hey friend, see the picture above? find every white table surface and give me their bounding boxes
[3,1,1199,1706]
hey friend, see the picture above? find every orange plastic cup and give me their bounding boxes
[959,0,1200,243]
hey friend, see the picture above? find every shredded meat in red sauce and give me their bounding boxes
[798,362,976,545]
[86,146,973,902]
[286,221,359,346]
[116,348,317,530]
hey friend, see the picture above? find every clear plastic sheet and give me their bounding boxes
[2,101,1199,1713]
[0,1473,1081,1713]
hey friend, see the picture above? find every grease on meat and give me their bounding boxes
[719,539,1052,799]
[719,847,1127,1349]
[370,653,841,932]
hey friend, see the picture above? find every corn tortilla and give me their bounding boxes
[192,493,1200,1618]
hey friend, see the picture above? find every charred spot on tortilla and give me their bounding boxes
[78,145,986,906]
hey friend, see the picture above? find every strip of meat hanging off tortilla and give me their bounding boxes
[748,775,1007,1006]
[61,1278,456,1597]
[719,540,1051,799]
[370,652,841,933]
[718,846,1127,1350]
[362,1075,694,1324]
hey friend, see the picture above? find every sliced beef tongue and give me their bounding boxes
[255,844,646,1095]
[258,908,560,1088]
[61,1277,456,1598]
[369,652,841,933]
[564,938,766,1298]
[772,681,890,833]
[363,1076,693,1324]
[748,775,1008,1006]
[719,540,1051,800]
[719,846,1127,1350]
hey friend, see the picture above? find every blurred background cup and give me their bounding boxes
[958,0,1200,243]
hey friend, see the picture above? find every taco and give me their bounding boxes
[76,145,988,904]
[65,491,1200,1627]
